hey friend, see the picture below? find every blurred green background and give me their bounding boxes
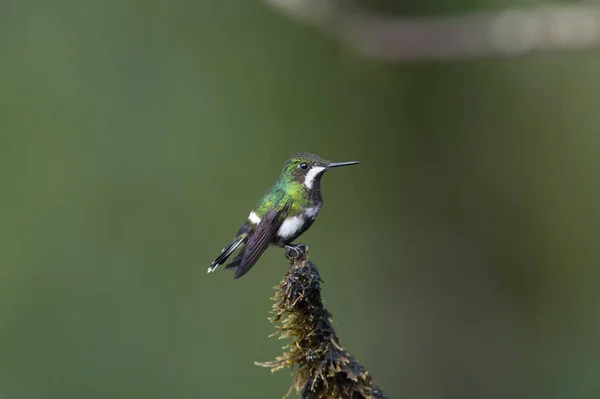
[1,0,599,398]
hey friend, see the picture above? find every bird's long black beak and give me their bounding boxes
[327,161,360,169]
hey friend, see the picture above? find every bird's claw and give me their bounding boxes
[285,243,309,260]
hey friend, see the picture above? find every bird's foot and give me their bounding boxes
[284,243,309,260]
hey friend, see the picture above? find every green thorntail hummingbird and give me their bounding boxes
[208,152,359,279]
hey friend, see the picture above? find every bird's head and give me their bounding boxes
[281,152,359,190]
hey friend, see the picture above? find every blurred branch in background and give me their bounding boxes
[257,256,386,399]
[265,0,600,61]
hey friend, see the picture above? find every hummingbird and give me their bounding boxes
[207,152,359,279]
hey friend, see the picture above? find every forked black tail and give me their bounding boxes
[207,236,245,273]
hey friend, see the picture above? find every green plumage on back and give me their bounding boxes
[254,180,305,218]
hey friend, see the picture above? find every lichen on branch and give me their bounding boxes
[256,255,387,399]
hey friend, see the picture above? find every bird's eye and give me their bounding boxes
[299,163,308,170]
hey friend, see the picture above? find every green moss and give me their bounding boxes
[256,256,387,399]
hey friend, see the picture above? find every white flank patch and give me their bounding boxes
[304,166,326,189]
[248,211,261,225]
[277,216,304,239]
[304,207,319,218]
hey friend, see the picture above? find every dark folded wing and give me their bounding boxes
[234,201,291,279]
